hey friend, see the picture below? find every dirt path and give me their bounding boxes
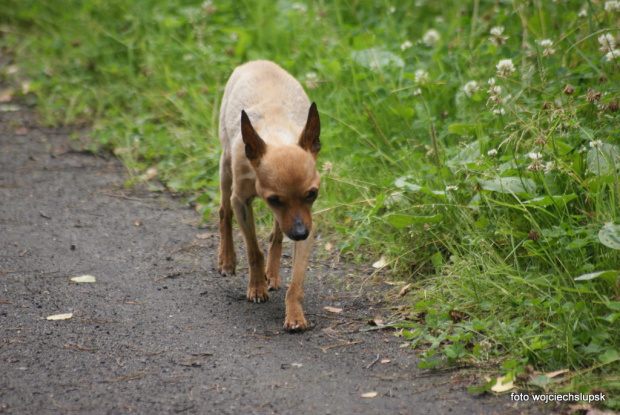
[0,101,540,414]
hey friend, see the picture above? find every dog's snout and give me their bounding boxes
[289,216,309,241]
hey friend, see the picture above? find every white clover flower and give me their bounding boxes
[598,33,617,52]
[493,108,506,115]
[422,29,440,47]
[589,139,603,148]
[528,152,543,161]
[605,49,620,62]
[401,40,413,51]
[413,88,422,96]
[488,85,501,95]
[496,59,515,76]
[527,153,543,171]
[445,185,459,191]
[578,9,587,17]
[463,81,479,97]
[488,149,498,157]
[489,26,509,46]
[540,39,553,49]
[490,26,504,37]
[539,39,556,56]
[604,1,620,12]
[414,69,429,83]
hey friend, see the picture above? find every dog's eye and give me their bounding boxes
[306,190,318,202]
[266,196,283,207]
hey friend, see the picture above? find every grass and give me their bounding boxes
[2,0,619,409]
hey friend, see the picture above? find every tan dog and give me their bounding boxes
[217,60,321,331]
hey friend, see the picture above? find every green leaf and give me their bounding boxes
[574,270,619,281]
[523,194,577,209]
[587,144,619,176]
[598,348,619,363]
[479,177,536,196]
[386,214,443,229]
[599,222,620,250]
[448,123,478,135]
[393,177,447,200]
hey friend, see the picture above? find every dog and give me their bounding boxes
[217,60,321,331]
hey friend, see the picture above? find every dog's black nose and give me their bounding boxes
[289,217,309,241]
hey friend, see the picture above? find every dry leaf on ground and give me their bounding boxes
[71,275,96,283]
[46,313,74,321]
[372,255,389,269]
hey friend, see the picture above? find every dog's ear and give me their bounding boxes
[241,110,266,163]
[299,102,321,156]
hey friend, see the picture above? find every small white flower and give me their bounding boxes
[488,149,498,157]
[463,81,479,97]
[488,85,501,95]
[400,40,413,51]
[528,153,544,171]
[387,6,396,14]
[489,26,509,46]
[539,39,556,56]
[528,152,543,161]
[604,1,620,12]
[578,146,587,154]
[544,161,556,174]
[446,185,458,191]
[598,33,616,52]
[422,29,440,47]
[589,139,603,148]
[539,39,553,49]
[496,59,515,76]
[578,9,587,17]
[413,88,422,96]
[493,108,506,115]
[605,49,620,62]
[488,77,496,85]
[490,26,504,37]
[414,69,429,84]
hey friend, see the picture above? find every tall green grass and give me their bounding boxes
[2,0,619,408]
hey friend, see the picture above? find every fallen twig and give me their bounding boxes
[365,354,381,369]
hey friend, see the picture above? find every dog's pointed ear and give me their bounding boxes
[298,102,321,157]
[241,110,266,163]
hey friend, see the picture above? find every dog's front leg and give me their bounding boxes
[284,228,314,331]
[266,219,283,291]
[231,195,268,303]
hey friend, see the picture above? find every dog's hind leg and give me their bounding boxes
[231,195,269,303]
[217,152,236,276]
[266,219,283,291]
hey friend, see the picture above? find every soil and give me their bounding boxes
[0,98,545,414]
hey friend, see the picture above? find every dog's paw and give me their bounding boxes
[218,263,236,276]
[247,285,269,303]
[283,313,308,332]
[267,275,281,291]
[217,254,236,276]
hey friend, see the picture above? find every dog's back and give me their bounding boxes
[219,60,310,151]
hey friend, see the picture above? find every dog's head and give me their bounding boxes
[241,103,321,241]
